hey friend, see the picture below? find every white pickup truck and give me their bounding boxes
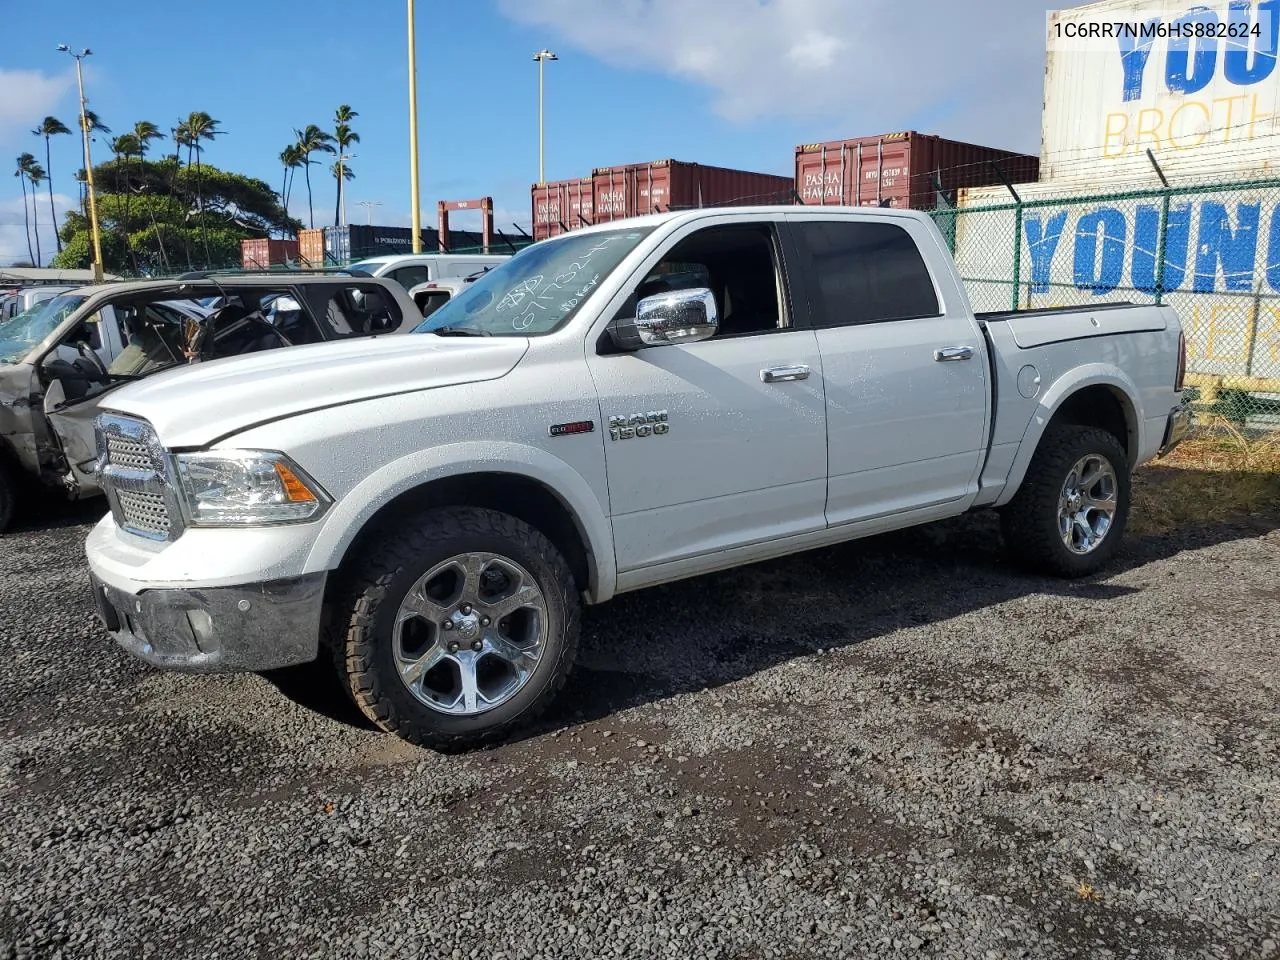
[85,207,1190,749]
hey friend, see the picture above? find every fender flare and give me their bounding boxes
[993,365,1143,508]
[303,440,617,602]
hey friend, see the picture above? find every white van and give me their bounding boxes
[347,254,507,292]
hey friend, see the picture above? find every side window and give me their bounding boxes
[417,291,451,319]
[634,224,786,338]
[261,293,324,345]
[390,266,430,290]
[318,284,403,336]
[792,220,940,327]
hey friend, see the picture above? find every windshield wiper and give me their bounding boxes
[431,325,491,337]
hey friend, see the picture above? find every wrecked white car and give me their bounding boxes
[0,272,419,530]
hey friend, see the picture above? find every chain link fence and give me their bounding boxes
[928,170,1280,429]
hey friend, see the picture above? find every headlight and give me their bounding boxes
[174,451,330,526]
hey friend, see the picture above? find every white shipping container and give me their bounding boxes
[1042,0,1280,183]
[949,179,1280,384]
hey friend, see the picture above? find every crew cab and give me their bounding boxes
[0,273,419,530]
[84,207,1190,750]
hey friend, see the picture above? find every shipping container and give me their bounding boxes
[590,160,794,225]
[795,132,1039,211]
[1041,0,1280,184]
[531,177,595,241]
[240,238,298,270]
[298,228,326,268]
[323,225,505,262]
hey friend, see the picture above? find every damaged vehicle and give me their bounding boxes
[0,272,419,530]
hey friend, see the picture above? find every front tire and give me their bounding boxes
[329,506,580,750]
[0,462,15,534]
[1000,425,1131,578]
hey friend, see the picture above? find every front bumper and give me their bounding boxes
[89,571,326,673]
[1158,401,1193,457]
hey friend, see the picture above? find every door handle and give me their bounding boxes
[933,346,974,362]
[761,364,810,383]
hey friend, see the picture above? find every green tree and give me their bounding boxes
[31,116,71,252]
[76,111,111,211]
[14,154,36,264]
[132,121,165,157]
[52,157,299,275]
[26,162,47,265]
[332,105,359,226]
[294,123,335,229]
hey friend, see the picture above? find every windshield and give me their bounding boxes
[0,294,88,363]
[414,228,653,337]
[347,260,384,276]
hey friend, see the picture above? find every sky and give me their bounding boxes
[0,0,1053,266]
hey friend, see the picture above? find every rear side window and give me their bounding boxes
[417,291,451,318]
[793,221,940,326]
[319,284,403,336]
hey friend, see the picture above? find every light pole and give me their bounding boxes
[337,153,357,226]
[357,200,382,226]
[57,44,104,281]
[407,0,422,253]
[533,49,558,186]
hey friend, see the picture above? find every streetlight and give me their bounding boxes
[57,44,104,281]
[407,0,422,253]
[533,49,558,186]
[337,153,357,226]
[357,200,382,226]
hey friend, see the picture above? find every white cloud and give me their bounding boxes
[498,0,1049,151]
[0,68,76,154]
[0,193,77,267]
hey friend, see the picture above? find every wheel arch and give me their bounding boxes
[305,442,616,603]
[994,367,1141,508]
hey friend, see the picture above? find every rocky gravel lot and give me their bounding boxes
[1,487,1277,960]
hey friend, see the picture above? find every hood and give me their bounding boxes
[100,333,529,447]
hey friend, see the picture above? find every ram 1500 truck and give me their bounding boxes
[84,207,1190,749]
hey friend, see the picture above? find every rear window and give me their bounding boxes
[793,220,940,326]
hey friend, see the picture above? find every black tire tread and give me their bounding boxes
[0,462,15,534]
[1000,425,1130,578]
[325,506,580,751]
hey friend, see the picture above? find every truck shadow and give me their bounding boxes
[527,505,1277,738]
[263,478,1278,741]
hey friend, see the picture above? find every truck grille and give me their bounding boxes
[105,433,158,472]
[116,490,172,538]
[96,413,184,542]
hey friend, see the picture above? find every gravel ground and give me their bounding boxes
[1,490,1277,960]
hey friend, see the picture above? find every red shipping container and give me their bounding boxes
[531,177,595,242]
[297,229,326,268]
[794,132,1039,211]
[590,160,793,226]
[241,238,299,270]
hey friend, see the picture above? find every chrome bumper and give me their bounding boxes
[1158,402,1193,457]
[89,572,326,673]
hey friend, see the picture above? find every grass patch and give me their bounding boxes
[1130,420,1280,537]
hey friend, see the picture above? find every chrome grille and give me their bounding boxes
[95,413,183,542]
[105,432,157,472]
[116,490,172,538]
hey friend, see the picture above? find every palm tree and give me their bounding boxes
[14,154,36,264]
[279,144,304,222]
[110,134,142,269]
[294,124,335,229]
[26,163,47,265]
[181,112,221,265]
[332,105,359,226]
[31,117,71,252]
[132,121,165,158]
[78,111,110,211]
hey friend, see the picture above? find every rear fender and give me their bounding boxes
[993,365,1142,508]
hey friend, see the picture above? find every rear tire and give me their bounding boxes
[1000,425,1131,578]
[328,506,580,751]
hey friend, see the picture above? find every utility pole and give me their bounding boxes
[58,44,104,281]
[407,0,422,253]
[533,49,558,185]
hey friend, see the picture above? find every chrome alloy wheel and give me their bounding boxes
[1058,454,1119,555]
[393,553,548,716]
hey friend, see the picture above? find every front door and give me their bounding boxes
[586,220,828,573]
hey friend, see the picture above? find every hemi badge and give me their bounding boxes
[549,420,595,437]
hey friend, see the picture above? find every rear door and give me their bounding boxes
[785,213,990,526]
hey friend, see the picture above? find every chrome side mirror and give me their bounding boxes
[609,287,718,350]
